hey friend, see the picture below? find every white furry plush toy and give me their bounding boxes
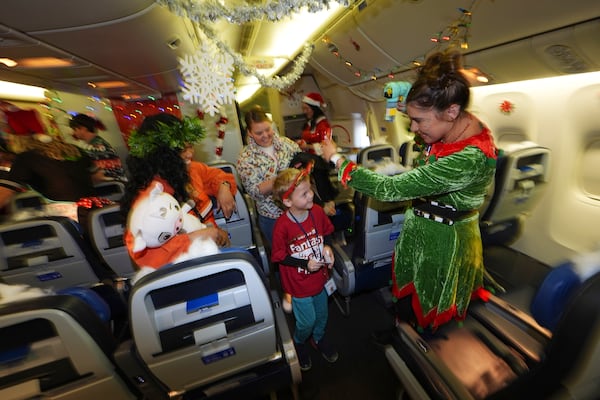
[127,181,220,284]
[373,159,407,176]
[0,283,49,305]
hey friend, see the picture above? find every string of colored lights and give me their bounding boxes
[322,1,477,81]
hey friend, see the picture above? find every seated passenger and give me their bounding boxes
[121,113,231,270]
[69,113,126,182]
[0,134,97,209]
[179,138,237,222]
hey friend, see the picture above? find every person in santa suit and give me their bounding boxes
[298,92,331,155]
[295,92,338,216]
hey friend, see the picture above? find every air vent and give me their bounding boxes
[0,36,33,47]
[167,36,181,50]
[544,44,589,74]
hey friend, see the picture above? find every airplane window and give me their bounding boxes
[580,138,600,199]
[495,129,528,146]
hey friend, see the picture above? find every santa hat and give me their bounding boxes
[302,92,326,108]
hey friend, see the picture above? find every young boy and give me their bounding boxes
[271,163,337,371]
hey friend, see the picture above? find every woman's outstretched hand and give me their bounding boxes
[320,138,338,163]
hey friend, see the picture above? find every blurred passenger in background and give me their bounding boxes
[70,113,126,181]
[0,134,96,208]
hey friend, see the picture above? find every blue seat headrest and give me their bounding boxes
[57,286,111,323]
[530,262,581,331]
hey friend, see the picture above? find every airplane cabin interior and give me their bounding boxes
[0,1,599,399]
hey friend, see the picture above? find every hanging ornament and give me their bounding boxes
[214,109,229,159]
[323,1,478,82]
[179,41,236,116]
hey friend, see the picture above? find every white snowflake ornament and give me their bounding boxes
[179,42,235,116]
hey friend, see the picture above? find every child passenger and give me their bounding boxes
[270,162,338,371]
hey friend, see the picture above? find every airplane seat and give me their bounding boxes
[5,189,47,216]
[398,139,422,168]
[122,250,300,399]
[385,265,600,400]
[56,285,112,324]
[493,249,600,332]
[0,293,138,399]
[0,216,115,291]
[479,142,551,246]
[357,143,400,169]
[93,181,126,202]
[81,203,136,279]
[208,161,270,276]
[331,144,410,316]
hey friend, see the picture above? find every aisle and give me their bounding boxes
[274,289,400,400]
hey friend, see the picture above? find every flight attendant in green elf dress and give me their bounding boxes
[321,50,498,330]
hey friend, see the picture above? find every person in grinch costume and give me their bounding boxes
[321,50,498,330]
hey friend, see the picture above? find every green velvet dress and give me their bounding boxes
[344,127,497,328]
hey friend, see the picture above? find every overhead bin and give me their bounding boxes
[310,1,600,91]
[466,18,600,83]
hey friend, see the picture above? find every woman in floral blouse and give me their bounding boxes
[237,106,301,244]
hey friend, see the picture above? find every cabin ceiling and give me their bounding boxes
[0,0,598,101]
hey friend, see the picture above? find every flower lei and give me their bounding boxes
[127,116,206,157]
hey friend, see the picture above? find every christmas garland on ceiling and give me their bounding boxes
[156,0,350,90]
[195,17,313,90]
[156,0,350,24]
[322,1,477,82]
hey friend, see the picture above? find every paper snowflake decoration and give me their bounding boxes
[179,42,235,116]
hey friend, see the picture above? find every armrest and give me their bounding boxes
[469,296,550,362]
[392,321,475,400]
